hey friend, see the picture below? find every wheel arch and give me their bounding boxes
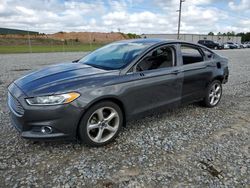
[212,75,224,83]
[76,96,127,139]
[206,75,224,88]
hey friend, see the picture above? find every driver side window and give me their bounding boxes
[136,46,174,72]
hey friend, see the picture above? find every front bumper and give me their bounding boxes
[7,83,83,140]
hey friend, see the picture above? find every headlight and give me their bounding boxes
[26,92,80,106]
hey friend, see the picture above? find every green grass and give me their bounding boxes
[0,44,104,54]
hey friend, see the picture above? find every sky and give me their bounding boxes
[0,0,249,34]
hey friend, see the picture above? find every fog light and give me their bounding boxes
[41,126,52,134]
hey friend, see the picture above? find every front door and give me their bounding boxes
[121,44,184,117]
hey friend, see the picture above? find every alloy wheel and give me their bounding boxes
[86,107,120,143]
[209,83,222,106]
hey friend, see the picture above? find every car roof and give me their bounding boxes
[114,38,179,45]
[113,38,212,51]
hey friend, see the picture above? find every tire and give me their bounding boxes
[78,101,123,147]
[202,80,222,108]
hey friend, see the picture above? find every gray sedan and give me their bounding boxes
[8,39,229,146]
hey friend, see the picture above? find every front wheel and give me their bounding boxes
[78,101,123,147]
[202,80,222,107]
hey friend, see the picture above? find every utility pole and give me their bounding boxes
[177,0,185,40]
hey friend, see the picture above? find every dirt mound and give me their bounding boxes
[48,32,127,43]
[0,32,141,46]
[0,32,128,43]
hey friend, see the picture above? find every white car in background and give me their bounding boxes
[223,43,230,49]
[235,43,244,48]
[243,42,250,48]
[234,43,240,48]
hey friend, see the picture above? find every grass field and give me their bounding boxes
[0,44,104,54]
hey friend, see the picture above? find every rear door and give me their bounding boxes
[179,43,213,103]
[121,44,184,117]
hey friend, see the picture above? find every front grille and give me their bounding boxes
[8,92,24,116]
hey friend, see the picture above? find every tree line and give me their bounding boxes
[208,31,250,42]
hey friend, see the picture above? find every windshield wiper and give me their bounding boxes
[72,59,80,63]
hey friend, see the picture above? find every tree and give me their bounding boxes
[214,31,250,42]
[237,32,250,42]
[127,33,141,39]
[208,32,214,36]
[236,32,244,36]
[226,31,235,36]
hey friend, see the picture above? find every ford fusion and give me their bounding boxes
[8,39,229,146]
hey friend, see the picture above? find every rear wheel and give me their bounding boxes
[78,101,123,146]
[202,80,222,107]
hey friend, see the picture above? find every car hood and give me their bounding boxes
[14,62,119,96]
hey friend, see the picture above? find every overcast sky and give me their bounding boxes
[0,0,249,34]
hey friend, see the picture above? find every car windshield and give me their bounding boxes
[79,42,150,70]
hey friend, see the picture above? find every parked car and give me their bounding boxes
[242,42,248,48]
[223,43,230,49]
[198,40,223,49]
[8,39,229,146]
[234,43,244,49]
[224,42,237,49]
[238,43,244,48]
[243,42,250,48]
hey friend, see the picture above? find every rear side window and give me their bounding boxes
[181,45,204,65]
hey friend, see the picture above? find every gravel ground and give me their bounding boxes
[0,50,249,187]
